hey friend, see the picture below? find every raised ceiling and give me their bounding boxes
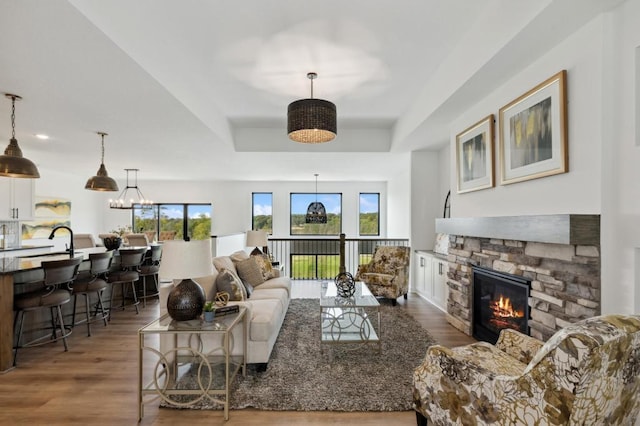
[0,0,621,182]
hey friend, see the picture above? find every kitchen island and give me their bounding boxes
[0,246,149,372]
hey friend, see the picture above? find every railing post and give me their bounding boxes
[339,233,346,274]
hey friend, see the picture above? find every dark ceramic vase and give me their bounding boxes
[103,237,122,251]
[167,279,205,321]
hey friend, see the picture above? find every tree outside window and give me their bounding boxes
[252,193,272,234]
[359,193,380,236]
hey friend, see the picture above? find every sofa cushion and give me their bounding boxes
[213,256,236,275]
[246,299,285,341]
[249,287,289,313]
[215,268,246,301]
[254,276,291,297]
[193,270,219,300]
[234,257,265,287]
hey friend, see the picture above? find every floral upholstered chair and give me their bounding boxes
[412,314,640,426]
[355,245,410,305]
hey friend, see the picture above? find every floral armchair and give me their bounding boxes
[413,314,640,426]
[355,245,410,305]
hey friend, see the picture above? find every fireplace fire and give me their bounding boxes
[472,266,530,344]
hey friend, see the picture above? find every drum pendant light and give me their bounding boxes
[0,94,40,178]
[85,132,119,191]
[287,72,336,143]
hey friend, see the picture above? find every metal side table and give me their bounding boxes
[138,307,247,421]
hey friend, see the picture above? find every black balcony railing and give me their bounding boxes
[266,235,409,280]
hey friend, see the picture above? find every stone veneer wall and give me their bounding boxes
[446,235,601,341]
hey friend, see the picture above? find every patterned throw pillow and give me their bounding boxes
[215,268,246,301]
[251,254,276,281]
[234,257,266,287]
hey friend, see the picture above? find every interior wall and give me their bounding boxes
[387,168,411,239]
[28,169,105,251]
[449,17,604,218]
[410,151,440,252]
[604,0,640,315]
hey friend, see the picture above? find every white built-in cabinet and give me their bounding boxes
[0,178,34,220]
[414,250,448,312]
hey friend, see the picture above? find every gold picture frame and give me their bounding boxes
[456,114,494,193]
[499,70,568,185]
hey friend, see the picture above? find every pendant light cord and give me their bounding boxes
[100,133,105,164]
[10,96,16,139]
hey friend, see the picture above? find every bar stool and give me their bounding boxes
[108,247,146,318]
[13,256,82,366]
[137,245,162,307]
[71,251,113,336]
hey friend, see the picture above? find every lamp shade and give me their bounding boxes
[246,230,268,248]
[287,98,337,143]
[159,239,213,280]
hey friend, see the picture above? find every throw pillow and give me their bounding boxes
[252,253,276,281]
[215,268,246,301]
[230,250,250,263]
[234,257,266,287]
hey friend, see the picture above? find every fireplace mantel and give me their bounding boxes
[435,214,600,246]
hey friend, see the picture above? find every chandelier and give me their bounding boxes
[85,132,119,192]
[287,72,336,144]
[109,168,152,209]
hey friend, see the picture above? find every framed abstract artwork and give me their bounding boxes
[456,114,494,193]
[499,70,568,185]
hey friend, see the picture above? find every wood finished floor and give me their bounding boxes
[0,282,475,425]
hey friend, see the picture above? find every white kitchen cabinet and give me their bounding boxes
[0,178,34,220]
[413,250,448,312]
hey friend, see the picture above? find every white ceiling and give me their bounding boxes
[0,0,622,183]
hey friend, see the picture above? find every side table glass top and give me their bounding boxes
[140,307,245,333]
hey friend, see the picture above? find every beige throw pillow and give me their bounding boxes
[252,254,275,280]
[215,268,246,301]
[234,257,266,287]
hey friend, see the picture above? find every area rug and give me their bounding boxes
[163,298,437,412]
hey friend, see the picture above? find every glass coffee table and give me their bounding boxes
[320,280,381,352]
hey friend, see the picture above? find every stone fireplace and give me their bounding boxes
[436,214,600,342]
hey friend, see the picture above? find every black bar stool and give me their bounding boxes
[137,245,162,307]
[71,251,113,336]
[108,247,146,318]
[13,256,82,366]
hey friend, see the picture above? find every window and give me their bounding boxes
[252,192,272,234]
[133,203,211,241]
[359,193,380,236]
[290,193,341,235]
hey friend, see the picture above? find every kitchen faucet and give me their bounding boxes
[48,225,74,258]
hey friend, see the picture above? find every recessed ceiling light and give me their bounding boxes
[35,134,49,140]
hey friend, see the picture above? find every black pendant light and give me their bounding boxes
[85,132,119,192]
[287,72,336,144]
[0,94,40,178]
[306,174,327,224]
